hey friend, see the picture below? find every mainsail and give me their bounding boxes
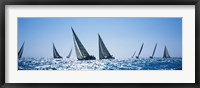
[72,27,96,60]
[18,42,25,58]
[53,43,62,58]
[66,48,72,58]
[136,43,144,58]
[98,34,114,59]
[150,43,157,58]
[163,46,171,58]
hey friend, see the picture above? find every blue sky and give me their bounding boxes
[18,18,182,58]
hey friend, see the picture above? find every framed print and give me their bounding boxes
[0,0,200,88]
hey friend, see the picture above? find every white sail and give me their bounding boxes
[71,27,96,60]
[136,43,144,58]
[67,48,72,58]
[150,43,157,58]
[53,43,62,58]
[163,46,171,58]
[98,34,114,59]
[18,42,25,58]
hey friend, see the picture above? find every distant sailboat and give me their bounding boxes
[66,48,72,58]
[18,42,25,58]
[136,43,144,58]
[98,34,114,59]
[150,43,157,58]
[71,27,96,60]
[53,42,62,58]
[163,46,171,58]
[131,51,136,58]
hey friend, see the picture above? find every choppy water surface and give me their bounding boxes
[18,57,182,70]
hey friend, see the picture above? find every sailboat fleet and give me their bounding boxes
[18,27,172,60]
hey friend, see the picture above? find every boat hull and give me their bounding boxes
[77,55,96,60]
[53,58,62,62]
[99,56,115,59]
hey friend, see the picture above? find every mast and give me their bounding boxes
[136,43,144,58]
[150,43,157,58]
[98,34,114,59]
[71,27,96,60]
[53,42,62,58]
[163,46,171,58]
[18,42,25,58]
[66,48,72,58]
[131,51,136,58]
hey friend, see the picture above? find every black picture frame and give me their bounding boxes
[0,0,200,88]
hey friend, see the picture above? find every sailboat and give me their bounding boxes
[18,42,25,58]
[66,48,72,58]
[53,42,62,58]
[71,27,96,60]
[131,51,136,58]
[98,34,114,59]
[163,45,171,58]
[150,43,157,58]
[136,43,144,58]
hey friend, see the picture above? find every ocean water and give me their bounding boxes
[18,57,182,70]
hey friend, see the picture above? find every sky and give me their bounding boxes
[18,18,182,58]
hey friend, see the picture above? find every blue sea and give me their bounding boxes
[18,57,182,70]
